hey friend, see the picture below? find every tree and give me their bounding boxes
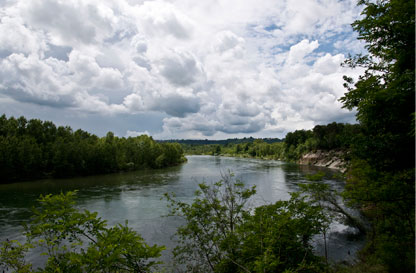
[211,144,221,155]
[0,115,186,183]
[165,173,256,272]
[166,173,328,272]
[0,191,164,272]
[238,193,327,273]
[340,0,415,271]
[341,0,414,170]
[284,130,313,149]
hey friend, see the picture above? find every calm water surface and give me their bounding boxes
[0,155,363,268]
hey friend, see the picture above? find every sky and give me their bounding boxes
[0,0,366,139]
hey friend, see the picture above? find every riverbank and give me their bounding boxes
[186,149,348,172]
[298,150,347,172]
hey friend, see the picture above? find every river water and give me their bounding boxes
[0,155,363,269]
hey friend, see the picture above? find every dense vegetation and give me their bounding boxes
[181,139,285,158]
[339,0,415,271]
[0,115,186,183]
[182,122,360,162]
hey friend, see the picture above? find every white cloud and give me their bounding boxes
[286,39,319,65]
[0,0,365,138]
[137,0,194,40]
[0,15,47,55]
[0,53,74,106]
[159,50,202,86]
[125,130,150,137]
[21,0,116,46]
[213,31,245,54]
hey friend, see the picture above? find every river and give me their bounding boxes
[0,155,363,269]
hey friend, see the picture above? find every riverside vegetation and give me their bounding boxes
[0,115,186,183]
[1,174,358,273]
[0,0,414,272]
[339,0,414,271]
[180,122,360,164]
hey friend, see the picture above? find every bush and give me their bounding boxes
[166,173,328,272]
[0,191,164,272]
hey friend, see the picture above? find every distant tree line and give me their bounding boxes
[0,115,186,183]
[160,137,282,145]
[183,122,360,162]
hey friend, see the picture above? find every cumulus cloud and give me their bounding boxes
[286,39,319,65]
[22,0,115,46]
[0,15,47,55]
[150,93,200,117]
[159,51,202,86]
[0,53,74,107]
[137,1,194,40]
[0,0,365,138]
[213,31,245,55]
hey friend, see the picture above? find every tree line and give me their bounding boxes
[160,137,282,146]
[183,122,360,162]
[0,115,186,183]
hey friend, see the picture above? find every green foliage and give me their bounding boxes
[166,174,328,272]
[312,123,361,151]
[340,0,415,271]
[0,191,164,272]
[285,130,313,149]
[183,141,287,160]
[341,0,414,171]
[305,171,325,181]
[0,115,186,183]
[81,224,164,272]
[165,173,257,272]
[284,122,361,161]
[331,260,388,273]
[238,193,327,273]
[0,240,32,273]
[212,145,221,155]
